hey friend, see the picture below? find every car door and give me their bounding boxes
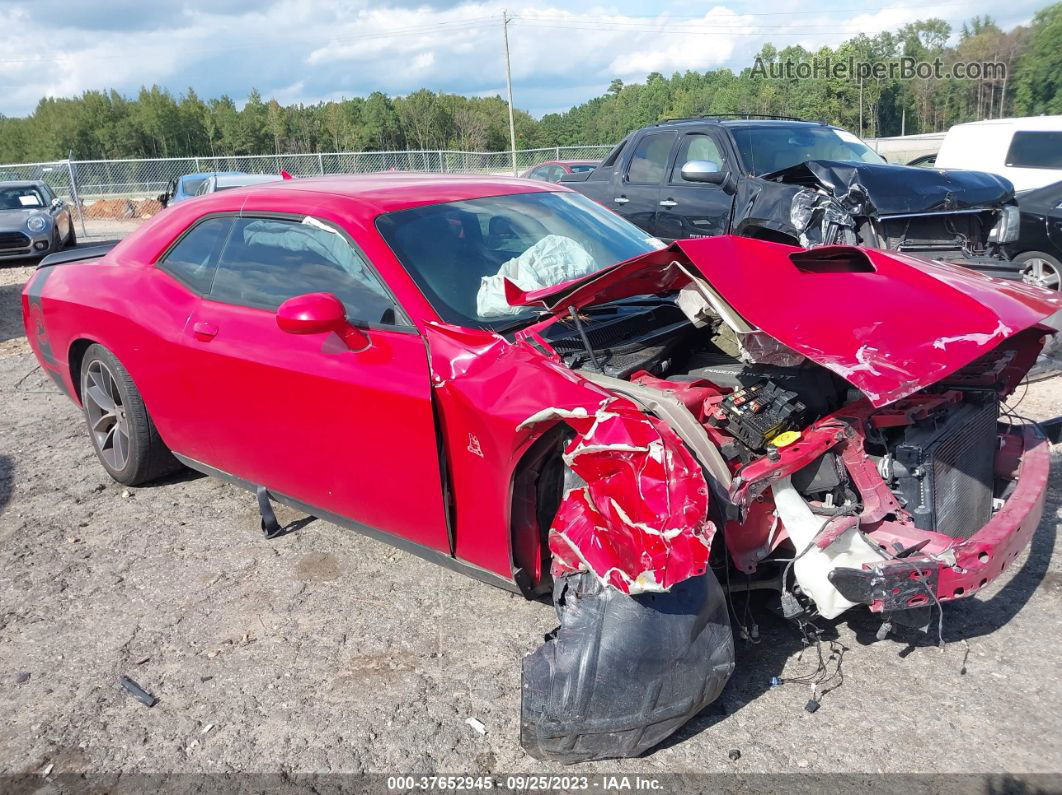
[40,184,69,240]
[1044,185,1062,252]
[183,213,450,552]
[613,131,676,234]
[655,131,735,241]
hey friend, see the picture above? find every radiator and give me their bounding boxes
[892,397,999,539]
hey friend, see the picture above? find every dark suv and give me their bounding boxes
[562,117,1022,277]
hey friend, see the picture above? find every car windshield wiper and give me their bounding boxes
[490,311,552,333]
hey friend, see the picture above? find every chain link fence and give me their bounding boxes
[0,146,614,226]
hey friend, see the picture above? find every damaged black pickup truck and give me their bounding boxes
[562,116,1022,278]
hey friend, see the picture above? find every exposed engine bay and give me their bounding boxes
[533,295,1038,613]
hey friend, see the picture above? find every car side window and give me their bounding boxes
[529,167,549,181]
[158,217,233,293]
[626,133,676,185]
[1005,131,1062,169]
[671,134,725,183]
[209,216,408,326]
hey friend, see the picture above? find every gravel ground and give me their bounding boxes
[0,223,1060,779]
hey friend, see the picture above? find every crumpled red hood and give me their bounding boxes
[507,235,1062,406]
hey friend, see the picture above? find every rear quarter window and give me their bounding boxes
[158,217,233,293]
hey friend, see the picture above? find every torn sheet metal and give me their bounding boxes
[522,397,715,595]
[422,322,615,579]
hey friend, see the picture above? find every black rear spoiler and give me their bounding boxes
[558,170,593,183]
[38,243,118,269]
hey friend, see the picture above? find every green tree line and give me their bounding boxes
[1,6,1058,164]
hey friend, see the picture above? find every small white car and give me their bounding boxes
[934,116,1062,191]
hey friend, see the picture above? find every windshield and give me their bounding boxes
[377,191,660,328]
[731,125,886,175]
[0,186,45,210]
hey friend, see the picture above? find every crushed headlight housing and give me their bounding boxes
[989,205,1020,243]
[26,215,48,233]
[790,189,819,231]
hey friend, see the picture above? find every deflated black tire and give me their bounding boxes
[521,570,734,763]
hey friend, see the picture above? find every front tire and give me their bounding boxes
[66,220,77,248]
[80,344,180,485]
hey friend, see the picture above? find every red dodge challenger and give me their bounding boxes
[23,174,1062,762]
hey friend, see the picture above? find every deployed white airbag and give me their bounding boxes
[477,235,598,317]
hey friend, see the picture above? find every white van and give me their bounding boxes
[934,116,1062,191]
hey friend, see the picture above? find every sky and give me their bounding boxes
[0,0,1049,119]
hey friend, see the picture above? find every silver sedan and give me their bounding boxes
[0,180,76,261]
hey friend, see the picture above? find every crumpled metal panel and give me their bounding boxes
[763,159,1014,215]
[505,235,1062,407]
[522,397,715,595]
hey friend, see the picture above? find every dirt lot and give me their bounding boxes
[1,221,1060,779]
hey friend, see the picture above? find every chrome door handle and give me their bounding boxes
[614,196,629,205]
[659,199,678,207]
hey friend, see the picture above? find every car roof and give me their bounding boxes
[213,173,283,188]
[650,118,826,130]
[0,180,45,189]
[949,115,1062,131]
[528,160,596,168]
[218,172,557,214]
[182,171,242,181]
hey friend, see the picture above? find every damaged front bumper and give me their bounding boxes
[829,425,1050,612]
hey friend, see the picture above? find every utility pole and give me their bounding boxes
[858,77,864,137]
[502,10,518,176]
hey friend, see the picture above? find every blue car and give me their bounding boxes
[159,171,243,207]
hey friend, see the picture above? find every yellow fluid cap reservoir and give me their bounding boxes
[771,430,802,448]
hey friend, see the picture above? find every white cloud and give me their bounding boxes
[0,0,1047,118]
